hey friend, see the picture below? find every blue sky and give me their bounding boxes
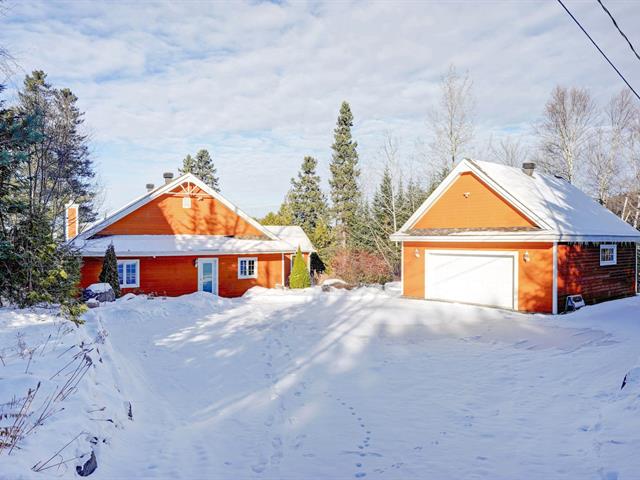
[2,0,640,216]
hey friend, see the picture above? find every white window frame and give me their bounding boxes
[600,244,617,266]
[238,257,258,279]
[117,259,140,288]
[182,196,191,208]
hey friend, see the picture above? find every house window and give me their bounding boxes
[182,197,191,208]
[117,260,140,288]
[238,257,257,279]
[600,244,617,266]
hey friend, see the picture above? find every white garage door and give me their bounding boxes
[425,250,517,310]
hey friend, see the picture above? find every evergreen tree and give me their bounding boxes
[179,154,196,175]
[289,156,327,232]
[98,244,120,297]
[289,246,310,288]
[329,101,361,248]
[17,71,97,233]
[194,149,220,191]
[259,194,294,225]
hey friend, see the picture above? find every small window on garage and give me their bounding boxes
[182,196,191,208]
[600,244,617,266]
[238,257,257,279]
[117,259,140,288]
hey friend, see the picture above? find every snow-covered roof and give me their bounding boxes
[391,159,640,243]
[75,235,299,257]
[263,225,315,252]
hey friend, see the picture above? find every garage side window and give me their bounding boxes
[238,258,258,279]
[599,244,617,266]
[117,259,140,288]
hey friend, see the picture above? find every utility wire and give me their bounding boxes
[555,0,640,101]
[596,0,640,62]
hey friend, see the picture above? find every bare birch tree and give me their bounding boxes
[586,90,637,205]
[536,86,597,184]
[428,65,475,173]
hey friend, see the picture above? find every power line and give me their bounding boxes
[555,0,640,101]
[596,0,640,62]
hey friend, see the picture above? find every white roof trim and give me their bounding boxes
[75,173,278,241]
[390,233,640,243]
[397,159,550,234]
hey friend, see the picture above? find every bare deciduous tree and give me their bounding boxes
[537,86,597,184]
[586,90,637,205]
[428,65,475,173]
[487,135,530,167]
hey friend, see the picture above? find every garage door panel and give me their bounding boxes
[426,251,517,309]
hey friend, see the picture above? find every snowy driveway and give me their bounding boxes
[90,288,640,479]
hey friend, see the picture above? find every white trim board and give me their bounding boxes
[552,242,558,315]
[424,249,519,311]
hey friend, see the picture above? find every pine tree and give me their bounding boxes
[289,246,310,288]
[260,194,294,225]
[329,101,361,248]
[99,244,120,297]
[289,156,328,232]
[194,149,220,191]
[180,154,196,175]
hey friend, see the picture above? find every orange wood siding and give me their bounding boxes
[402,242,554,313]
[80,253,285,298]
[557,243,636,311]
[412,172,536,230]
[98,185,264,237]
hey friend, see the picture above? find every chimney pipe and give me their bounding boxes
[522,162,535,177]
[163,172,174,184]
[146,183,155,192]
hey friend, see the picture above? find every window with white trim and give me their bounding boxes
[238,257,257,279]
[600,244,617,266]
[117,259,140,288]
[182,196,191,208]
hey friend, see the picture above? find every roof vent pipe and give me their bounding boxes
[146,183,155,192]
[522,162,535,177]
[163,172,174,184]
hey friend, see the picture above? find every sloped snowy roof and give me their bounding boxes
[75,235,298,257]
[263,225,315,252]
[392,159,640,242]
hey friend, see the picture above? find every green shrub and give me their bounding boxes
[289,247,310,289]
[99,244,120,297]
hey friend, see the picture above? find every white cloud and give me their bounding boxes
[3,0,640,214]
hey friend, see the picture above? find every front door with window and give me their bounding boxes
[197,258,218,295]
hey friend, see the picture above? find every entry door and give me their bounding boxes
[197,258,218,295]
[425,250,517,310]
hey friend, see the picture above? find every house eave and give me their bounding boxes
[389,233,640,243]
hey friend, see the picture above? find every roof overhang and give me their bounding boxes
[390,233,640,243]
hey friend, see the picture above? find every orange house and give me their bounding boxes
[390,159,639,314]
[68,173,314,297]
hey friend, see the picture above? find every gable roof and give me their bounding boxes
[391,159,640,243]
[263,225,315,252]
[73,173,279,242]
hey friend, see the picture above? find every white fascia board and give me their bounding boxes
[81,249,299,257]
[394,159,550,235]
[390,233,640,243]
[74,173,279,242]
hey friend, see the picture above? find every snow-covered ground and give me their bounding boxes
[1,288,640,479]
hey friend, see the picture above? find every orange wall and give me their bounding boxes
[413,172,536,230]
[98,186,264,237]
[402,242,554,313]
[80,253,284,298]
